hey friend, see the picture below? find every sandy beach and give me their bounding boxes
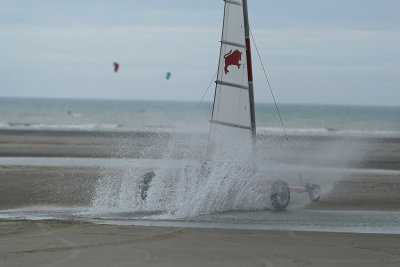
[1,129,399,266]
[1,220,399,267]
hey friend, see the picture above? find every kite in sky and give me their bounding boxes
[113,62,119,72]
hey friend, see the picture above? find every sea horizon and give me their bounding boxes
[2,95,399,108]
[1,97,399,137]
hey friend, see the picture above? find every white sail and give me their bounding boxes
[208,0,254,158]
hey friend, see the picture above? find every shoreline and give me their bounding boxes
[1,129,399,169]
[1,127,400,139]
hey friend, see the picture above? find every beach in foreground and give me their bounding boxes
[0,129,399,266]
[1,220,399,267]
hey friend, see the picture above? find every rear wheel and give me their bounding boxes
[307,184,321,202]
[270,180,290,211]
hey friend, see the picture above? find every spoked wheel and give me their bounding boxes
[139,171,155,200]
[270,180,290,211]
[306,183,321,202]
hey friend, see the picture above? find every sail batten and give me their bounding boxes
[210,120,252,130]
[220,40,247,49]
[215,80,249,90]
[225,0,243,6]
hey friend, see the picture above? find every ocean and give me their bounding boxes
[0,97,399,137]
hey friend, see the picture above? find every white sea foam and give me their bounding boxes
[1,121,398,138]
[257,127,400,137]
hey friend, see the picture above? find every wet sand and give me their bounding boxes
[0,165,399,211]
[0,129,399,266]
[1,129,400,169]
[1,220,399,267]
[1,129,399,210]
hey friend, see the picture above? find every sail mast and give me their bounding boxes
[242,0,256,140]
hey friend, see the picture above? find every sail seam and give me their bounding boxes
[216,80,249,90]
[220,40,246,49]
[224,0,243,6]
[210,120,251,130]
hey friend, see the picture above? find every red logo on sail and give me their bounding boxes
[224,50,242,74]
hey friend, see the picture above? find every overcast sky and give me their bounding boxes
[1,0,399,106]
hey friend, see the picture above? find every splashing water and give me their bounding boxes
[89,122,371,219]
[90,129,274,219]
